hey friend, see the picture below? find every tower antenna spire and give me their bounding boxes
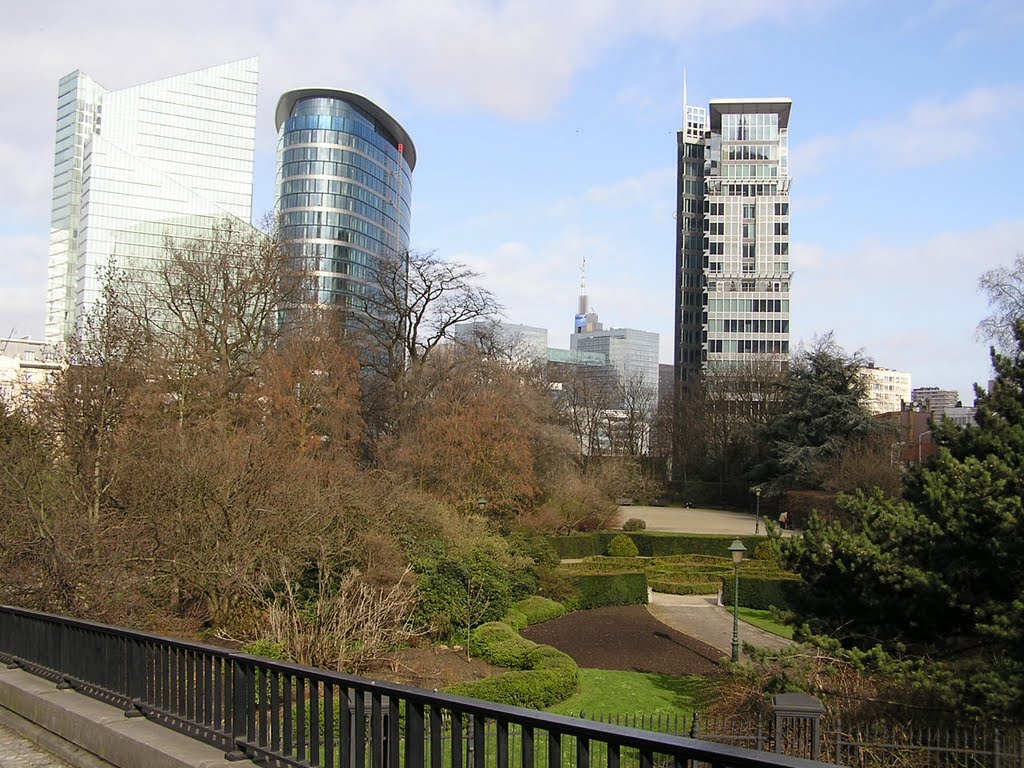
[578,254,588,315]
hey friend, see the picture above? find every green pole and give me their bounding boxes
[731,561,740,663]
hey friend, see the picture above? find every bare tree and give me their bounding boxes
[616,372,657,456]
[132,217,306,395]
[356,250,501,380]
[551,363,618,459]
[978,254,1024,352]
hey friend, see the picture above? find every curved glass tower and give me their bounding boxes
[275,89,415,315]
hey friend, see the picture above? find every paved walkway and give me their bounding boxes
[619,505,796,536]
[0,722,73,768]
[646,592,793,659]
[613,505,796,655]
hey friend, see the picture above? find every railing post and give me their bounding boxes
[225,656,250,761]
[772,693,824,761]
[123,637,145,717]
[56,621,73,689]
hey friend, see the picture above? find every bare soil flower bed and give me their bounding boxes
[522,605,723,676]
[369,606,723,691]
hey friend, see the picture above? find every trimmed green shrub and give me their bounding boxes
[449,621,579,709]
[623,518,647,531]
[721,574,801,610]
[447,664,578,709]
[512,596,566,626]
[469,622,535,668]
[565,571,648,609]
[503,609,528,631]
[607,534,640,558]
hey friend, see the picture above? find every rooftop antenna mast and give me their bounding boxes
[574,255,592,334]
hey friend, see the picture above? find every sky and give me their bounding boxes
[2,0,1022,403]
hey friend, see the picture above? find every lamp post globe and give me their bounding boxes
[728,539,747,663]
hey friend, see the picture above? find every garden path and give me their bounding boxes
[646,592,793,658]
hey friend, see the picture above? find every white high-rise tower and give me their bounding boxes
[46,58,259,343]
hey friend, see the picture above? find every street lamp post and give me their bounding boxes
[754,488,761,534]
[728,539,747,663]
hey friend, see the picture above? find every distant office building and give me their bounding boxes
[450,320,548,362]
[45,58,259,343]
[275,89,415,315]
[0,338,62,405]
[911,387,960,410]
[935,406,977,428]
[859,365,911,414]
[571,327,660,405]
[675,95,792,389]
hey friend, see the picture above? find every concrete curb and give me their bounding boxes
[0,667,255,768]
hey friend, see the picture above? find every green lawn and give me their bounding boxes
[546,669,712,720]
[738,607,794,639]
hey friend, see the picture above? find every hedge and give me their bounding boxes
[564,571,648,609]
[548,532,768,559]
[447,622,579,709]
[721,574,801,610]
[648,579,722,596]
[558,559,645,574]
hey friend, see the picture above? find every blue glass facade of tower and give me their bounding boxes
[275,90,415,312]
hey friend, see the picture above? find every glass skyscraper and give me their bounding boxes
[45,58,259,344]
[274,89,414,314]
[674,98,792,389]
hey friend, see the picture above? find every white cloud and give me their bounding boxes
[793,218,1024,398]
[791,85,1024,176]
[0,0,835,221]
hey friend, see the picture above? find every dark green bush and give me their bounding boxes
[623,518,647,531]
[447,664,578,709]
[502,609,528,631]
[564,571,648,609]
[468,622,535,668]
[607,534,640,558]
[752,539,782,565]
[449,621,579,709]
[512,596,566,625]
[536,567,581,606]
[721,574,801,610]
[413,549,517,638]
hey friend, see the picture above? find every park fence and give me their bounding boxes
[574,696,1024,768]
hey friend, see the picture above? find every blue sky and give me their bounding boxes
[2,0,1022,402]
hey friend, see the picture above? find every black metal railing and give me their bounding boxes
[0,605,832,768]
